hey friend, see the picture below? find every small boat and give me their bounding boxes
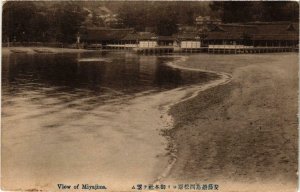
[85,44,102,50]
[33,48,54,53]
[77,58,112,63]
[10,49,28,54]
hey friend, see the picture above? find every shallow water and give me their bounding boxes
[2,51,216,191]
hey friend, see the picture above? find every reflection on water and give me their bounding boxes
[2,52,215,121]
[2,51,217,190]
[3,51,214,96]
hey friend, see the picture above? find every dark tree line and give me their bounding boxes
[2,1,298,43]
[117,1,298,35]
[2,1,87,43]
[117,1,210,36]
[210,1,299,23]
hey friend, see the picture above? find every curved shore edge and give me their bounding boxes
[152,53,298,192]
[2,52,297,191]
[153,56,232,184]
[2,47,96,55]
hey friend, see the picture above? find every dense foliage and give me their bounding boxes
[117,1,210,35]
[117,1,298,35]
[2,2,87,43]
[2,1,298,43]
[210,1,299,23]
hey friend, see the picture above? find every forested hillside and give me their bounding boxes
[2,1,298,43]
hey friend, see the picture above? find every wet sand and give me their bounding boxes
[162,53,298,192]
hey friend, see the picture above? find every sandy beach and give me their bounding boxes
[162,53,298,192]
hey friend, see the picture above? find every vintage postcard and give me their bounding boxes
[1,1,298,191]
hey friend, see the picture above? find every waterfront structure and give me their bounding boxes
[205,22,298,53]
[250,22,299,47]
[137,32,158,48]
[119,33,139,49]
[80,27,134,46]
[106,32,175,53]
[81,22,298,53]
[204,24,256,46]
[174,32,203,52]
[107,32,157,49]
[204,22,298,47]
[133,34,174,54]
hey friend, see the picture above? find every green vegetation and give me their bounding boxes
[2,1,298,43]
[2,2,87,43]
[117,1,210,35]
[210,1,299,23]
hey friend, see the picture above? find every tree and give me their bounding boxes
[209,2,255,23]
[155,4,178,35]
[91,11,105,27]
[3,2,38,42]
[52,2,88,43]
[2,1,89,43]
[117,2,150,31]
[209,1,299,23]
[260,1,299,22]
[117,2,179,35]
[29,12,50,41]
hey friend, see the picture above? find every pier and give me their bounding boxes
[104,44,296,54]
[133,46,174,54]
[105,44,136,50]
[79,22,298,55]
[207,46,295,54]
[175,48,208,53]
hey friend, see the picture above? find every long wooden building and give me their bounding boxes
[80,27,134,46]
[79,22,299,53]
[204,22,298,47]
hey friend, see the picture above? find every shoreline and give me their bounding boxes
[1,47,96,55]
[153,57,232,184]
[1,52,297,191]
[1,54,226,191]
[161,53,298,191]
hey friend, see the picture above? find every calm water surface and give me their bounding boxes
[2,51,216,190]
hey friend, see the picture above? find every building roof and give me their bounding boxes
[206,32,244,40]
[205,22,299,41]
[81,22,298,42]
[204,24,256,40]
[122,33,139,41]
[174,32,200,40]
[137,32,157,40]
[157,36,175,41]
[217,24,257,33]
[81,27,134,41]
[251,23,298,41]
[254,23,298,34]
[120,32,159,41]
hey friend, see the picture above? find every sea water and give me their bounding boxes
[2,51,215,191]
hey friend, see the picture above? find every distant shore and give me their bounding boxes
[1,47,95,55]
[162,53,298,192]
